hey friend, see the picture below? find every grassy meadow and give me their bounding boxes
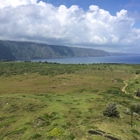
[0,61,140,140]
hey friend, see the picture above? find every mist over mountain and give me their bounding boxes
[0,40,126,60]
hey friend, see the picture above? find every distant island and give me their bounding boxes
[0,40,127,60]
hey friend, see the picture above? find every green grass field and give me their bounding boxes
[0,62,140,140]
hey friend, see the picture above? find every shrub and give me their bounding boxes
[129,104,140,127]
[32,133,41,139]
[106,87,123,94]
[67,133,75,140]
[135,70,140,75]
[135,89,140,97]
[131,129,140,135]
[103,103,120,117]
[130,104,140,114]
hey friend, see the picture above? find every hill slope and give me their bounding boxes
[0,62,140,140]
[0,40,113,60]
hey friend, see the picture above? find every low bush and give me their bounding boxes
[130,104,140,114]
[106,87,123,94]
[32,133,41,139]
[135,70,140,75]
[135,89,140,97]
[103,103,120,118]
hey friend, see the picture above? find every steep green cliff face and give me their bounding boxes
[0,40,111,60]
[0,41,76,60]
[0,42,15,60]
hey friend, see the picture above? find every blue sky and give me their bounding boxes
[44,0,129,14]
[0,0,140,53]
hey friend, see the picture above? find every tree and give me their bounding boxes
[103,103,120,118]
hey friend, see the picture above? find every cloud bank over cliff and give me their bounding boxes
[0,0,140,52]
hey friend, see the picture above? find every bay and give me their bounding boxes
[31,55,140,64]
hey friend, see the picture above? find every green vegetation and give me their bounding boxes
[135,89,140,97]
[103,103,120,117]
[0,62,140,140]
[130,104,140,114]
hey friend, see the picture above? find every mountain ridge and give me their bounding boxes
[0,40,126,60]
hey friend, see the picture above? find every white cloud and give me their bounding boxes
[0,0,140,52]
[0,0,37,8]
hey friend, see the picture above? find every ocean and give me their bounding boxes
[31,55,140,64]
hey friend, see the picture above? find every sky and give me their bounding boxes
[0,0,140,53]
